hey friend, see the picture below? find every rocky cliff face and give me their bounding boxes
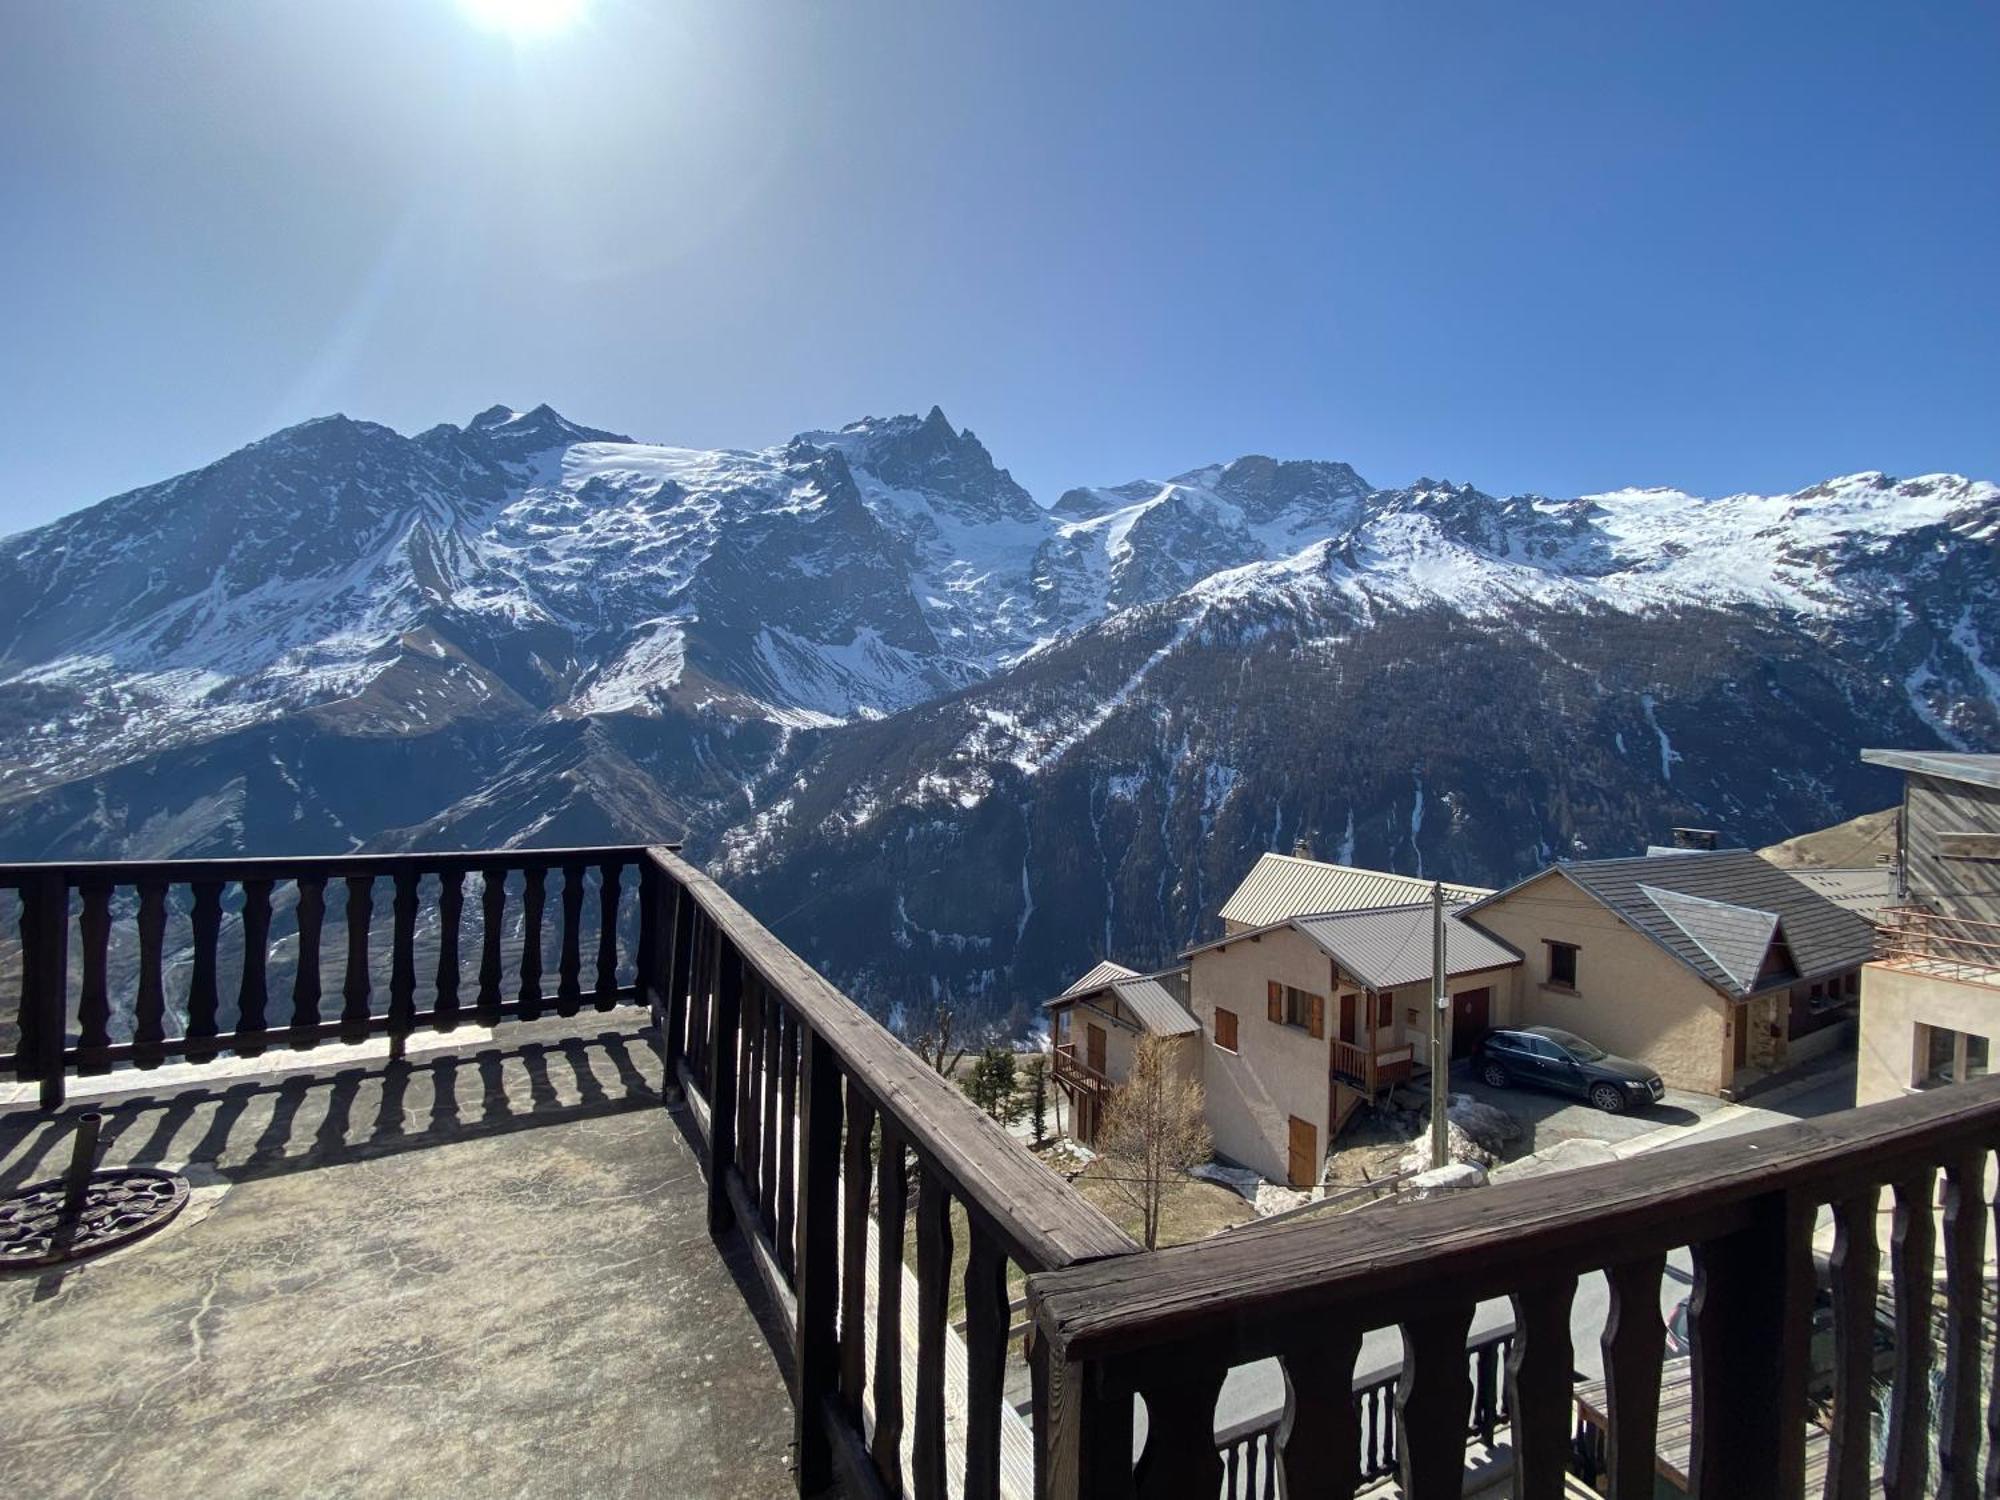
[2,404,1994,1026]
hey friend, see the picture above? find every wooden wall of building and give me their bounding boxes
[1904,773,2000,925]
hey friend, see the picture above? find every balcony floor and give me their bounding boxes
[0,1018,799,1500]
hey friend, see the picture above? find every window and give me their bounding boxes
[1545,941,1579,989]
[1920,1024,1991,1088]
[1265,981,1325,1038]
[1214,1008,1239,1053]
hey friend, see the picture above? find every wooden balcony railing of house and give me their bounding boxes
[1330,1037,1415,1096]
[10,844,2000,1500]
[1052,1039,1111,1098]
[1876,905,2000,990]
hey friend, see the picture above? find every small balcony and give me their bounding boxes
[4,846,1999,1499]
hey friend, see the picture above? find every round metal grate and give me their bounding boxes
[0,1168,191,1268]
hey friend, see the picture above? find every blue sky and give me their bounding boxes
[4,1,1997,532]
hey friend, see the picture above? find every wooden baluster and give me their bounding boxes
[1986,1180,2000,1498]
[1940,1152,1985,1496]
[76,880,113,1074]
[1601,1254,1667,1500]
[705,940,741,1234]
[664,884,694,1085]
[1132,1359,1227,1500]
[236,877,272,1055]
[518,865,546,1020]
[1825,1193,1881,1500]
[290,876,324,1044]
[1688,1190,1814,1498]
[187,879,223,1060]
[23,873,70,1109]
[1397,1303,1476,1500]
[476,868,505,1022]
[1884,1169,1938,1500]
[873,1124,909,1493]
[434,866,462,1029]
[1508,1278,1577,1498]
[636,856,658,1008]
[793,1021,843,1496]
[913,1164,954,1500]
[341,874,373,1040]
[557,861,585,1016]
[778,1006,799,1281]
[1278,1327,1361,1498]
[594,860,620,1010]
[685,914,709,1091]
[739,976,764,1197]
[134,878,167,1067]
[961,1233,1013,1498]
[840,1083,874,1419]
[760,988,781,1229]
[387,869,418,1054]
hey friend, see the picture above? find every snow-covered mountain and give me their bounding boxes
[1,404,1994,1022]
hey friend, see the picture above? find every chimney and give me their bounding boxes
[1293,835,1314,860]
[1670,827,1720,851]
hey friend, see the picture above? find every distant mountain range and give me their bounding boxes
[3,404,1994,1026]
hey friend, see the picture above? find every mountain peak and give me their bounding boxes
[462,403,630,449]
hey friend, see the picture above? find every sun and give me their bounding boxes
[457,0,586,38]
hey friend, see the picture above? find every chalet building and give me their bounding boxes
[1856,749,2000,1104]
[1464,849,1875,1097]
[1183,903,1524,1188]
[1044,959,1199,1145]
[1218,850,1490,934]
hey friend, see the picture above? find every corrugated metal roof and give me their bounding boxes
[1060,960,1138,997]
[1783,867,1897,924]
[1861,749,2000,791]
[1637,885,1780,994]
[1107,978,1201,1036]
[1507,849,1876,998]
[1290,903,1522,991]
[1217,853,1492,928]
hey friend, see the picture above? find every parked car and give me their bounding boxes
[1664,1254,1895,1400]
[1472,1025,1665,1112]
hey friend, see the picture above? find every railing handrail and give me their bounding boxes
[649,847,1137,1271]
[0,845,659,888]
[1032,1074,2000,1363]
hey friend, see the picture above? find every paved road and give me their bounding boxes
[1202,1058,1858,1438]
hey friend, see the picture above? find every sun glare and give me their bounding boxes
[457,0,586,38]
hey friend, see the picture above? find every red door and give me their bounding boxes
[1087,1023,1107,1076]
[1339,993,1359,1045]
[1451,987,1491,1059]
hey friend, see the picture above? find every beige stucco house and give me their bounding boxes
[1854,750,2000,1105]
[1043,960,1199,1145]
[1464,849,1874,1098]
[1182,904,1522,1188]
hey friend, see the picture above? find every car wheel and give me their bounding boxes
[1590,1082,1626,1114]
[1481,1061,1509,1088]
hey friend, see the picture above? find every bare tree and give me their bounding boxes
[1097,1035,1211,1250]
[900,1001,979,1077]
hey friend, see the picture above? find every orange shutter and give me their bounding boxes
[1267,980,1282,1023]
[1308,993,1325,1040]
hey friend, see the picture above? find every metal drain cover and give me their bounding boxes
[0,1168,191,1268]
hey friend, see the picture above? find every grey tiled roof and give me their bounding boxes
[1507,849,1876,998]
[1783,867,1898,924]
[1292,903,1522,991]
[1217,853,1491,928]
[1637,885,1780,994]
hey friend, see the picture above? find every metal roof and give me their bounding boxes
[1060,960,1138,997]
[1782,867,1897,924]
[1217,852,1492,929]
[1861,749,2000,791]
[1045,961,1199,1036]
[1291,904,1522,991]
[1476,849,1875,999]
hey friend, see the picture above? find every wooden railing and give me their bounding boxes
[1212,1325,1516,1499]
[1329,1038,1370,1090]
[1053,1039,1111,1095]
[1877,904,2000,988]
[2,846,660,1111]
[647,848,1139,1499]
[1029,1076,2000,1499]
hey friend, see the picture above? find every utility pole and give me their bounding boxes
[1429,879,1450,1170]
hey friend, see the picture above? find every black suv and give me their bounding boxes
[1472,1025,1665,1113]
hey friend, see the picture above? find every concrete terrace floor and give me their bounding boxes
[0,1017,799,1500]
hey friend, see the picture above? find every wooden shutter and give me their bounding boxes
[1308,993,1325,1040]
[1267,980,1282,1023]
